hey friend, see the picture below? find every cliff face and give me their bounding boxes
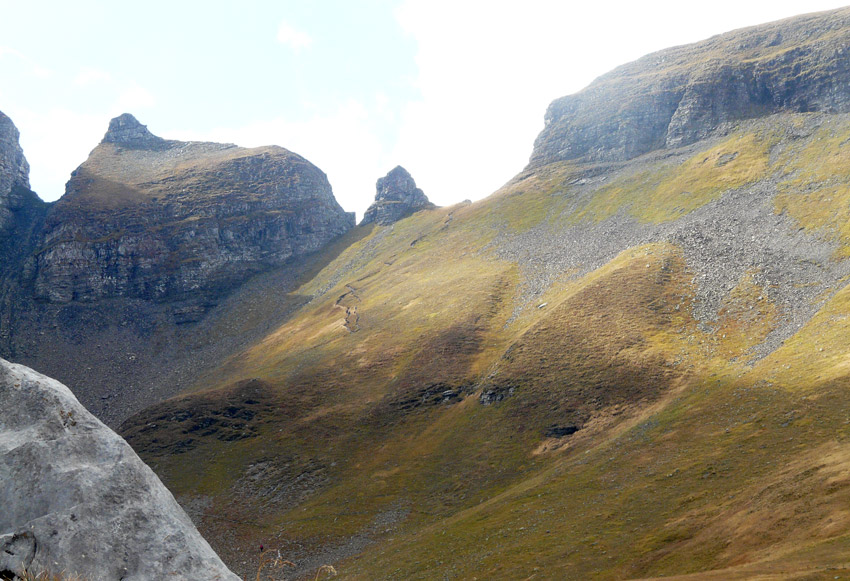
[360,165,433,226]
[0,111,356,426]
[0,113,46,359]
[529,7,850,167]
[34,114,355,306]
[0,111,33,235]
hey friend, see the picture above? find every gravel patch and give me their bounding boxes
[489,116,850,360]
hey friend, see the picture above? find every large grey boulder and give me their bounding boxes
[0,358,240,581]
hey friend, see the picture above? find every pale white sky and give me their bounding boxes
[1,1,848,219]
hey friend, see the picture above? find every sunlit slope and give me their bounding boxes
[344,281,850,580]
[123,237,712,575]
[123,112,850,578]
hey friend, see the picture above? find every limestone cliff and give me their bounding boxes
[0,358,239,580]
[0,111,33,235]
[0,112,46,362]
[34,114,355,305]
[530,7,850,167]
[0,111,356,427]
[361,166,433,226]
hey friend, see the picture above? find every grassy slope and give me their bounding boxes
[774,119,850,258]
[122,114,850,579]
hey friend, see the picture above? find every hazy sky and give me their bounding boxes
[1,1,848,219]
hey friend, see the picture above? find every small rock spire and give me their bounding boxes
[360,166,434,226]
[102,113,163,146]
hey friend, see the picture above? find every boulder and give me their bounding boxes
[0,358,240,580]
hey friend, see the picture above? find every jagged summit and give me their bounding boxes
[101,112,167,147]
[529,6,850,168]
[36,120,354,306]
[361,165,434,226]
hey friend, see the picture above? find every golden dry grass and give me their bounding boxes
[120,111,850,580]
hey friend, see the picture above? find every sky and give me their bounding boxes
[1,1,849,220]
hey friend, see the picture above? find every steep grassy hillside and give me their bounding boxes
[118,8,850,580]
[122,115,850,580]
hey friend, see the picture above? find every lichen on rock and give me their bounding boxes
[0,357,240,580]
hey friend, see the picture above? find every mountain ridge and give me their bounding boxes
[0,112,359,427]
[530,6,850,168]
[113,8,850,579]
[9,7,850,580]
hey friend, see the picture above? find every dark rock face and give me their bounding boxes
[530,7,850,168]
[33,114,355,305]
[0,112,31,235]
[0,112,47,364]
[0,110,356,427]
[0,358,240,580]
[545,425,579,438]
[361,166,433,226]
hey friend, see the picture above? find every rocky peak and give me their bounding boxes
[0,111,33,234]
[101,112,167,148]
[35,122,355,306]
[0,112,30,192]
[361,165,434,226]
[529,7,850,168]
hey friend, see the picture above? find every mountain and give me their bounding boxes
[0,113,356,426]
[0,358,239,580]
[530,7,850,167]
[38,113,354,306]
[9,6,850,580]
[0,111,31,235]
[110,7,850,580]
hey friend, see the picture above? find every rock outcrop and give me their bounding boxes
[0,110,357,428]
[360,166,433,226]
[0,358,240,580]
[0,112,32,234]
[529,6,850,168]
[101,112,168,148]
[34,113,355,306]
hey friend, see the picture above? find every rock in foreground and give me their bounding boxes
[0,358,240,581]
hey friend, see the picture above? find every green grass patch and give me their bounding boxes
[773,121,850,257]
[572,132,770,224]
